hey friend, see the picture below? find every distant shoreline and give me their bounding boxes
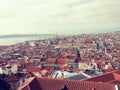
[0,31,119,38]
[0,34,56,38]
[0,34,68,45]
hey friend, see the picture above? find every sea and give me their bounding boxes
[0,34,59,45]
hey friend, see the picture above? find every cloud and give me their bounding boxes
[0,0,120,34]
[52,0,120,23]
[0,0,120,22]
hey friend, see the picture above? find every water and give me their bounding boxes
[0,35,57,45]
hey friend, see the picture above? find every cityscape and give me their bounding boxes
[0,31,120,90]
[0,0,120,90]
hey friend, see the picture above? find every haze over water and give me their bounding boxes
[0,35,56,45]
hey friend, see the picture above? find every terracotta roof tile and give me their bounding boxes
[56,58,67,64]
[47,58,56,63]
[43,66,54,73]
[19,77,116,90]
[103,66,115,73]
[84,70,120,85]
[26,67,42,72]
[84,73,115,83]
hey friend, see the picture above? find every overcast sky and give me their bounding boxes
[0,0,120,35]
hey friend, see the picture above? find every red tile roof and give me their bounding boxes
[26,66,42,72]
[43,66,54,73]
[47,58,56,63]
[18,77,116,90]
[26,66,53,77]
[56,58,67,64]
[103,66,115,73]
[84,73,115,83]
[84,70,120,85]
[0,45,10,50]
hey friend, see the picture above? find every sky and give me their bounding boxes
[0,0,120,35]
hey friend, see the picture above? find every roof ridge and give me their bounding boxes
[36,77,115,85]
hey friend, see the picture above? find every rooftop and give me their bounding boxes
[18,77,116,90]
